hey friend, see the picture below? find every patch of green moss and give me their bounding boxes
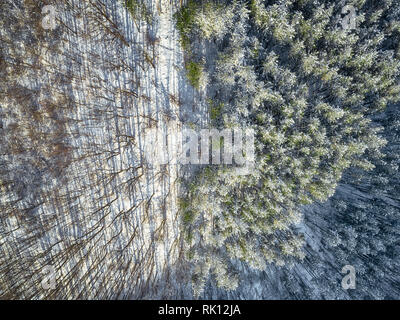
[208,99,224,121]
[174,0,198,51]
[124,0,152,23]
[183,210,195,225]
[185,61,203,89]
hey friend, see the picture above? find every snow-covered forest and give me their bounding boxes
[0,0,399,300]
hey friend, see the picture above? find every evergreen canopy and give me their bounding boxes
[176,0,400,296]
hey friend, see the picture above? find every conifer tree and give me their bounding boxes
[176,0,400,296]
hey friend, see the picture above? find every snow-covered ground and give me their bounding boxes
[0,0,206,299]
